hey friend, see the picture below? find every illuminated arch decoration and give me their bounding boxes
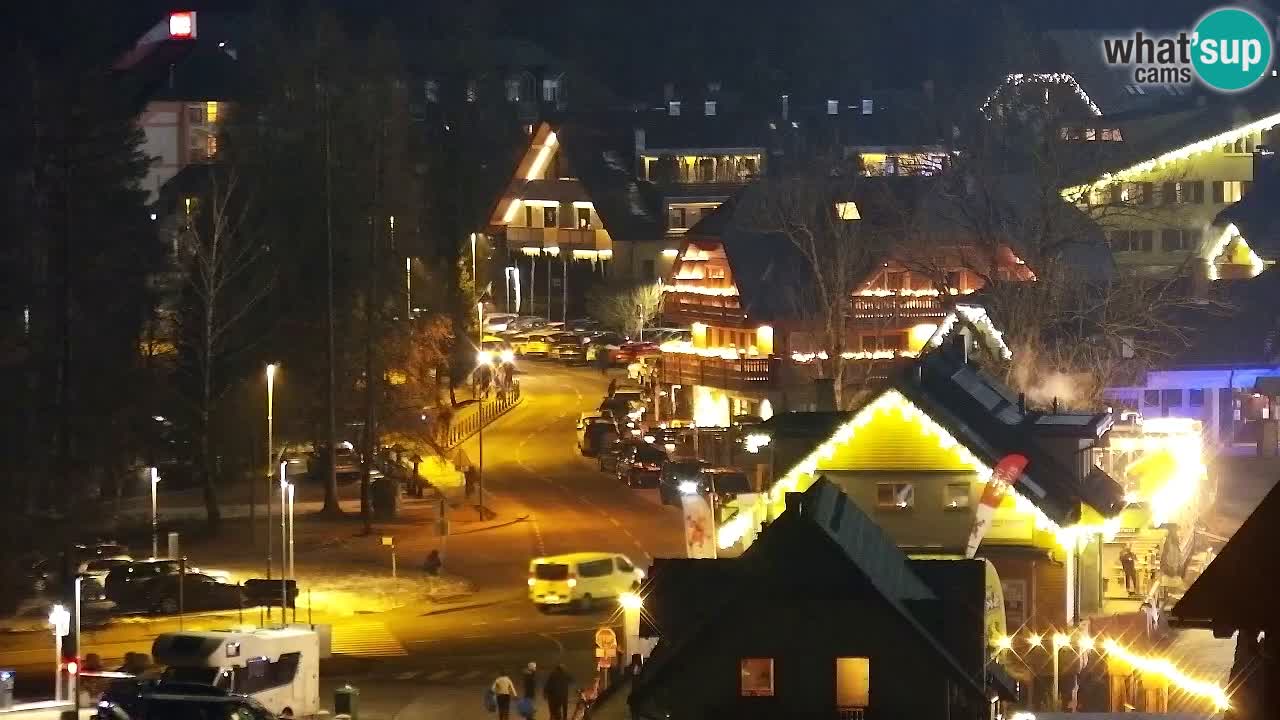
[980,73,1103,119]
[1063,111,1280,200]
[924,304,1013,361]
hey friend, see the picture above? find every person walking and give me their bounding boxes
[492,671,517,720]
[1120,544,1138,595]
[422,549,442,576]
[519,662,538,718]
[543,664,572,720]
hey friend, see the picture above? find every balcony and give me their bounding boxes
[850,294,948,321]
[659,352,779,393]
[506,226,611,252]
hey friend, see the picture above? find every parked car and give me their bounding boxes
[585,333,625,362]
[617,442,669,488]
[506,316,549,333]
[95,679,276,720]
[566,318,600,333]
[144,573,246,615]
[551,338,586,364]
[599,438,645,474]
[78,555,134,584]
[482,312,519,333]
[105,559,183,606]
[512,332,553,357]
[658,458,712,505]
[77,542,129,560]
[611,341,660,365]
[527,552,643,612]
[578,417,619,457]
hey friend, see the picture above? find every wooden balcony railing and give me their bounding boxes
[506,226,610,251]
[659,352,779,392]
[850,294,948,320]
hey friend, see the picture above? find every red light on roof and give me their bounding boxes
[169,12,194,39]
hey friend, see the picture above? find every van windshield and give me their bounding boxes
[534,563,570,581]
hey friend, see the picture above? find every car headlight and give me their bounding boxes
[500,350,515,364]
[678,481,700,495]
[477,350,494,366]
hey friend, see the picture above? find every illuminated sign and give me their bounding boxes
[169,12,196,39]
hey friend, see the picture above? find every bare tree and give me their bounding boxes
[590,282,663,338]
[174,170,273,528]
[740,171,881,409]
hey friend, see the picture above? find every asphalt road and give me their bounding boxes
[0,363,685,713]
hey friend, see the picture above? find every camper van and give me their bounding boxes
[151,627,323,718]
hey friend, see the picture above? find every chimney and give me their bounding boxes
[1254,144,1276,182]
[814,378,835,411]
[949,332,969,365]
[668,100,681,117]
[663,82,675,102]
[784,491,804,515]
[781,94,790,120]
[861,98,873,115]
[1052,397,1060,414]
[704,100,717,116]
[634,127,646,151]
[827,99,839,116]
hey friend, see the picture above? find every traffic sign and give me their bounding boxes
[594,628,617,652]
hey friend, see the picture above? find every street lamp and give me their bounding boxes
[266,363,278,581]
[470,233,478,289]
[619,592,644,663]
[48,604,69,702]
[150,467,161,558]
[476,301,486,518]
[1052,632,1071,711]
[279,462,289,619]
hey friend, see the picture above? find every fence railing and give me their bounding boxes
[441,385,523,448]
[659,353,778,391]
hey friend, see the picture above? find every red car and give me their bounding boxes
[610,341,659,365]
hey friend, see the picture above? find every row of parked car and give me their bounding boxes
[481,313,688,367]
[576,386,754,508]
[24,542,241,616]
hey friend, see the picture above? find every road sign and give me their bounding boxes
[595,628,617,652]
[381,536,394,547]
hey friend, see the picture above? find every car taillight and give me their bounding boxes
[527,577,535,586]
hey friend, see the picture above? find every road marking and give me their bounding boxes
[331,620,408,657]
[609,517,622,527]
[471,621,490,626]
[503,617,520,622]
[459,669,485,681]
[427,670,453,681]
[395,671,420,680]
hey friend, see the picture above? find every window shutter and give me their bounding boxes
[1213,181,1224,203]
[1162,182,1176,205]
[1192,181,1204,203]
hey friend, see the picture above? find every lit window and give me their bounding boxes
[876,482,914,509]
[945,483,971,509]
[169,12,194,39]
[708,267,725,280]
[1223,181,1245,203]
[835,201,860,220]
[206,101,218,124]
[206,135,218,158]
[740,658,774,697]
[835,657,869,709]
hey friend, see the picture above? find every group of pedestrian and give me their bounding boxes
[489,663,575,720]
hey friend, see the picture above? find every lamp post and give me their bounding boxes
[266,363,277,581]
[279,462,288,620]
[470,233,478,289]
[476,301,485,518]
[619,592,644,663]
[48,604,69,702]
[1052,632,1070,711]
[287,481,296,621]
[150,467,160,558]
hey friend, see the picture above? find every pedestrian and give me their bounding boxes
[1119,544,1138,595]
[519,662,538,718]
[492,671,517,720]
[626,653,643,679]
[543,663,572,720]
[423,549,442,577]
[607,377,618,397]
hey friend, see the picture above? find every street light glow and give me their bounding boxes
[1077,634,1095,652]
[619,592,643,610]
[1052,632,1070,649]
[994,635,1012,651]
[1027,633,1043,648]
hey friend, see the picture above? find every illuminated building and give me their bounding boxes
[722,345,1126,639]
[657,193,1035,425]
[629,480,1016,720]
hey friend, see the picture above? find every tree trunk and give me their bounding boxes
[200,409,221,529]
[321,84,342,517]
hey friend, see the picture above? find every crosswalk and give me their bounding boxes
[356,667,494,684]
[330,619,408,657]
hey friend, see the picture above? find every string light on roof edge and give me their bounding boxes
[979,73,1103,118]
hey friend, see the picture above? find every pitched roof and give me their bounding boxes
[1168,268,1280,367]
[632,478,990,707]
[1042,30,1196,116]
[895,349,1124,523]
[552,120,666,241]
[1171,475,1280,631]
[1216,163,1280,260]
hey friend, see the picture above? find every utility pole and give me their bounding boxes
[562,253,568,325]
[322,76,340,515]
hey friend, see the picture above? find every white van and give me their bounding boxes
[152,627,323,718]
[528,552,644,612]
